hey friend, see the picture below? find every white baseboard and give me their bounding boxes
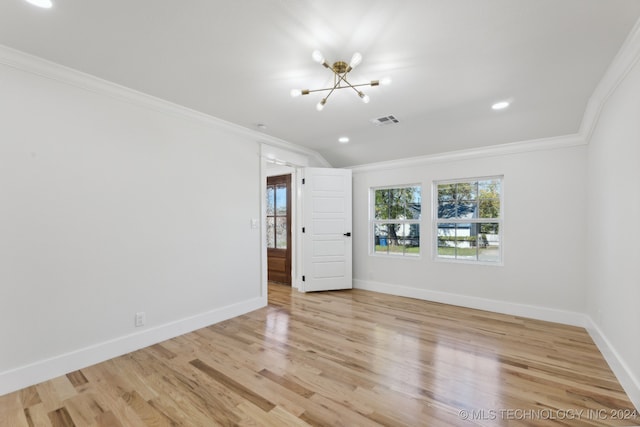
[586,319,640,411]
[0,296,266,396]
[354,279,588,327]
[354,279,640,411]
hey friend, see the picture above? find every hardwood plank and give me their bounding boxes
[0,409,29,427]
[94,411,124,427]
[259,369,315,398]
[60,392,106,427]
[35,377,76,412]
[23,403,51,427]
[1,283,638,426]
[120,390,175,427]
[65,371,88,389]
[47,407,75,427]
[189,359,276,412]
[19,386,42,408]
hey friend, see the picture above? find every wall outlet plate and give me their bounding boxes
[135,312,146,327]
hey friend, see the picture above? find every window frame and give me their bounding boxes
[370,184,422,258]
[432,175,504,265]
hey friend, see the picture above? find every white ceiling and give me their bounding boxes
[1,0,639,167]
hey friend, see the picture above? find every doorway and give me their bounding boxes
[266,174,292,285]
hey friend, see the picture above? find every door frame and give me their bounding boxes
[260,143,333,298]
[265,166,300,290]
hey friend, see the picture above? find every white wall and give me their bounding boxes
[351,142,588,323]
[0,55,264,394]
[586,55,640,402]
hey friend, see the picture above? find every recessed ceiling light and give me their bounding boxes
[24,0,53,8]
[491,101,510,110]
[338,136,350,144]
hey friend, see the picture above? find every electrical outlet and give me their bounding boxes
[135,312,146,327]
[250,218,259,229]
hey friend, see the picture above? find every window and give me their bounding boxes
[372,186,421,256]
[266,177,289,250]
[434,177,502,263]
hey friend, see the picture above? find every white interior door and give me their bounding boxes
[301,167,352,292]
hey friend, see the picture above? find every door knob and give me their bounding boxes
[343,232,352,237]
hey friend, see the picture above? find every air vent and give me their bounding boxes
[370,115,400,126]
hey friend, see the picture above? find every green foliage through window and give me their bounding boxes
[435,177,502,263]
[372,186,421,256]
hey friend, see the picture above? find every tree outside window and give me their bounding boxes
[435,177,502,263]
[372,186,421,256]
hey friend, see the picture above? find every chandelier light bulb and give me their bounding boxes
[290,89,302,98]
[358,92,370,104]
[316,99,327,111]
[349,52,363,69]
[380,77,392,86]
[312,50,325,64]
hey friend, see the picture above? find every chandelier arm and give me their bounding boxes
[348,82,377,88]
[323,78,342,102]
[305,81,375,94]
[304,87,341,94]
[337,74,365,96]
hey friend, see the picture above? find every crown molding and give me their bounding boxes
[580,17,640,142]
[348,133,585,174]
[0,44,331,167]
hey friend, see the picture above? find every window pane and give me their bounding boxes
[438,202,456,219]
[266,217,275,249]
[456,201,477,219]
[479,179,501,194]
[456,182,477,201]
[384,223,401,254]
[400,223,420,256]
[455,223,477,260]
[374,224,389,254]
[275,184,287,215]
[438,184,455,202]
[479,180,500,220]
[375,189,390,220]
[479,198,500,218]
[405,187,422,220]
[388,189,404,220]
[437,223,456,258]
[438,184,457,218]
[478,223,500,262]
[266,186,275,216]
[276,217,287,249]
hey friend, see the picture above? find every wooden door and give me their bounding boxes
[301,168,352,292]
[266,174,292,285]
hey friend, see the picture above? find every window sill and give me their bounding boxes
[433,257,503,267]
[369,252,422,260]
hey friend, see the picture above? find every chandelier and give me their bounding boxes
[291,50,388,111]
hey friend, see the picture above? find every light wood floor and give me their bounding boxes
[1,284,638,426]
